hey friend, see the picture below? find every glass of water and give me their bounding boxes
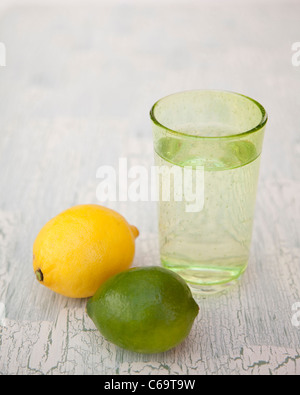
[150,90,267,293]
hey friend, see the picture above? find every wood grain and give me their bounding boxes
[0,0,299,375]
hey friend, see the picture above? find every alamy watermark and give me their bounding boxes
[96,158,204,213]
[291,302,300,327]
[291,42,300,67]
[0,42,6,67]
[0,302,6,327]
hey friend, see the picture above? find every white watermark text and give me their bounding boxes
[96,158,204,213]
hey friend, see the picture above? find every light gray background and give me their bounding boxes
[0,0,299,375]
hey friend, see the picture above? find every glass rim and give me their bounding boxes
[150,89,268,140]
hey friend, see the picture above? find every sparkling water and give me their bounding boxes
[155,128,261,293]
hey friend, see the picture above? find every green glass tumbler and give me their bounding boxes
[150,90,267,293]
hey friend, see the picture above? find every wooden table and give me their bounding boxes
[0,0,299,375]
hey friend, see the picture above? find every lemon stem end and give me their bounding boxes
[35,269,44,282]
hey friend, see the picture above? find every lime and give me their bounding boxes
[86,266,199,353]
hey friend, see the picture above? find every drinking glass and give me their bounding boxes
[150,90,267,293]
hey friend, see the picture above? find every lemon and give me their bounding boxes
[33,204,139,298]
[86,266,199,353]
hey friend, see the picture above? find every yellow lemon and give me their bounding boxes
[33,204,139,298]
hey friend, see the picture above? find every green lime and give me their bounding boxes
[86,266,199,354]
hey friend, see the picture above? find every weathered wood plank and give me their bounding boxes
[0,1,299,375]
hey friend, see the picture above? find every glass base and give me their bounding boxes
[187,277,241,295]
[161,263,246,295]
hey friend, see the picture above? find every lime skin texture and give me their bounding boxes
[86,266,199,354]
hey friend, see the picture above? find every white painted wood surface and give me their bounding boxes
[0,0,300,375]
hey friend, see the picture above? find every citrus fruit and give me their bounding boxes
[33,204,139,298]
[86,266,199,353]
